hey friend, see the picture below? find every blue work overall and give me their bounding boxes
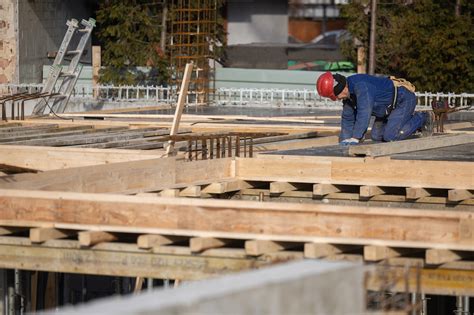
[340,74,427,142]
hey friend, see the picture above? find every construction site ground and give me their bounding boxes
[0,105,473,308]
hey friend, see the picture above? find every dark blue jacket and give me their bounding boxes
[340,74,395,140]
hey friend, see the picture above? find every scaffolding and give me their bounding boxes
[168,0,218,105]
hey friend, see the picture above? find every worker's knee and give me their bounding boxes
[382,130,400,142]
[371,132,383,141]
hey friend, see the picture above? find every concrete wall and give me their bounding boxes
[0,0,18,84]
[18,0,93,83]
[227,0,288,45]
[55,260,366,315]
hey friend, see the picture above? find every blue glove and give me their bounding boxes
[340,138,360,146]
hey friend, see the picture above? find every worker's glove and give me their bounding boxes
[340,138,360,146]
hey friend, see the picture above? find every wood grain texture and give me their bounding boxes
[0,189,472,250]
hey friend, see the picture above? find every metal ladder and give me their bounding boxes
[32,18,96,115]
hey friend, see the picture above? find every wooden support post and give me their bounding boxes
[78,231,117,247]
[425,249,472,265]
[137,234,186,249]
[313,183,341,197]
[360,185,385,198]
[190,237,228,253]
[166,62,193,156]
[448,189,473,202]
[304,243,359,259]
[30,228,73,243]
[134,277,144,294]
[92,46,101,99]
[406,187,431,200]
[179,185,201,197]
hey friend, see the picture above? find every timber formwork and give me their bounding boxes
[0,113,473,308]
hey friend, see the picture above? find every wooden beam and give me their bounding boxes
[269,182,301,194]
[406,187,431,200]
[363,246,413,261]
[448,189,473,202]
[0,157,232,194]
[0,242,259,280]
[0,189,473,250]
[166,62,193,155]
[137,234,186,249]
[237,156,473,189]
[201,180,253,194]
[348,134,474,157]
[313,183,341,197]
[360,185,385,198]
[160,189,180,198]
[304,243,359,259]
[30,228,73,243]
[180,185,201,197]
[425,249,473,265]
[0,145,164,171]
[78,231,117,247]
[190,237,228,253]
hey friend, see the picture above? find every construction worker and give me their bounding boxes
[316,72,433,145]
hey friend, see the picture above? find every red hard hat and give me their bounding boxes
[316,71,337,101]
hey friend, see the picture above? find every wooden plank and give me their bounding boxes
[365,266,474,296]
[406,187,431,199]
[0,145,163,171]
[304,243,359,259]
[9,127,155,146]
[448,189,473,202]
[360,185,385,198]
[78,231,117,247]
[313,183,341,197]
[238,156,473,189]
[0,243,259,280]
[30,228,74,243]
[425,249,473,265]
[137,234,186,249]
[166,62,193,155]
[0,157,232,194]
[190,237,228,253]
[0,189,472,250]
[348,134,474,157]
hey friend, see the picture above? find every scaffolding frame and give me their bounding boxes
[168,0,217,105]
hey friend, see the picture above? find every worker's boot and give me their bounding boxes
[421,111,435,137]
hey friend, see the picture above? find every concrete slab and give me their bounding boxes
[53,260,365,315]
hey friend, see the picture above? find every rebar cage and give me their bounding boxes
[168,0,218,105]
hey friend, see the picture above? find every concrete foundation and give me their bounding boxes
[56,260,365,315]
